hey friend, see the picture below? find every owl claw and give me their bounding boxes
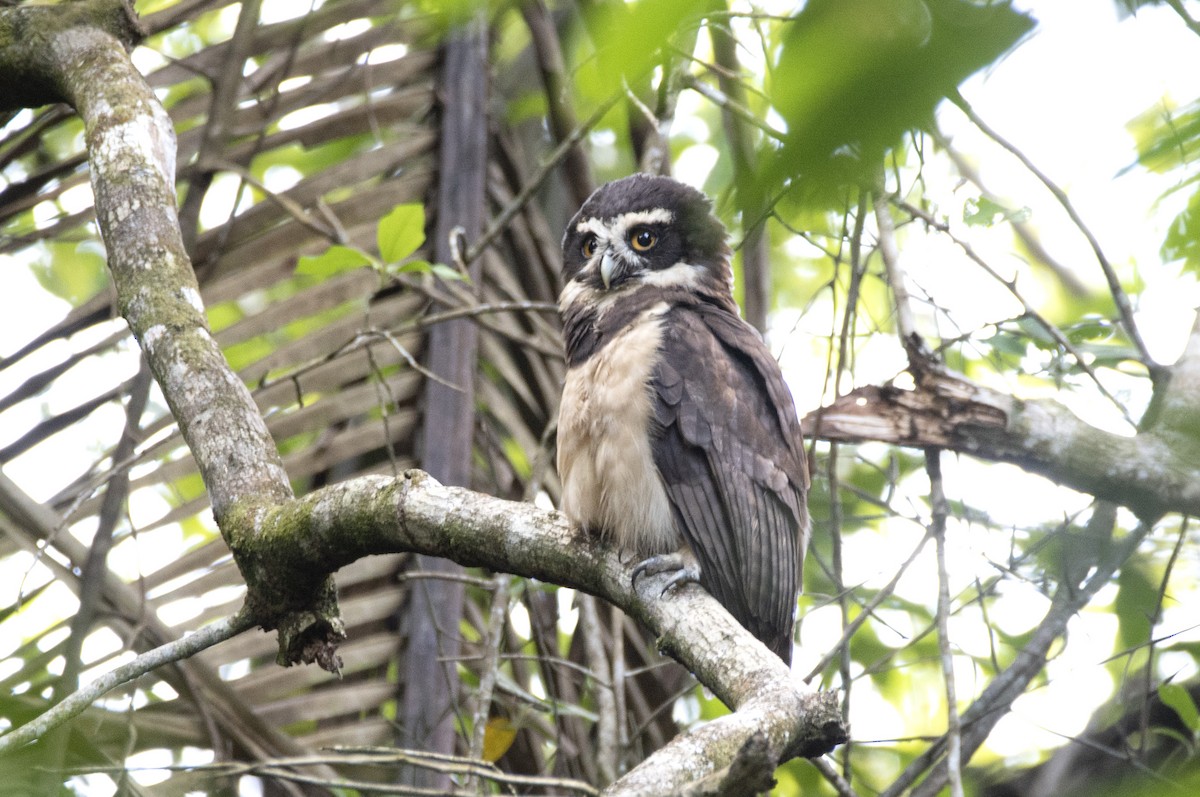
[632,553,701,596]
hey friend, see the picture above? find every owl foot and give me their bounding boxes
[631,552,701,596]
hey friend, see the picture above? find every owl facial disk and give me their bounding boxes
[572,208,674,291]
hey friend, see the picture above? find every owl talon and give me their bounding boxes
[632,553,701,596]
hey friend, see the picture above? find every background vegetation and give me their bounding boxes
[1,0,1198,794]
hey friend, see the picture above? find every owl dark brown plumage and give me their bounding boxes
[556,174,810,662]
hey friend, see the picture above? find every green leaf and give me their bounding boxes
[1162,188,1200,273]
[296,245,372,277]
[766,0,1035,199]
[987,331,1029,357]
[1128,99,1200,177]
[430,263,468,281]
[388,258,433,275]
[579,0,700,102]
[378,203,427,264]
[30,241,108,306]
[1159,682,1200,734]
[964,195,1032,227]
[1114,561,1156,654]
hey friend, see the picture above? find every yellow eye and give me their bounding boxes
[581,235,597,258]
[630,228,657,252]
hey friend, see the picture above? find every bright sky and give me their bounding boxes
[785,0,1200,766]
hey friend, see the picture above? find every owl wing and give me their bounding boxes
[651,303,809,662]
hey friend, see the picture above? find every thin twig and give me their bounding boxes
[519,0,593,205]
[175,0,265,253]
[253,300,560,395]
[141,746,603,795]
[803,530,932,685]
[930,126,1088,295]
[811,755,862,797]
[874,182,923,363]
[398,571,500,589]
[950,91,1155,369]
[895,197,1139,429]
[1138,515,1188,756]
[1166,0,1200,37]
[0,609,256,755]
[681,72,786,142]
[467,573,511,783]
[209,159,339,240]
[579,595,618,783]
[926,449,964,797]
[463,89,623,266]
[611,604,629,762]
[895,517,1153,797]
[366,327,463,392]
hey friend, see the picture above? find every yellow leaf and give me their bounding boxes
[481,716,517,763]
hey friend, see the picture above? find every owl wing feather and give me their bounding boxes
[651,303,809,662]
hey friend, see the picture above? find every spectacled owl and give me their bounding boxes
[556,173,810,663]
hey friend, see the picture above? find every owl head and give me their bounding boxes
[560,174,732,298]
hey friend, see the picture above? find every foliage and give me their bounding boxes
[0,0,1198,795]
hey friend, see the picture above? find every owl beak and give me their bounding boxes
[600,251,619,289]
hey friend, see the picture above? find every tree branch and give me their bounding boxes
[3,470,848,791]
[900,512,1149,797]
[1,0,344,667]
[519,0,593,206]
[804,369,1194,519]
[263,472,846,788]
[0,610,256,755]
[709,1,770,334]
[0,7,849,791]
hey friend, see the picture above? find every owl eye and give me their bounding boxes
[630,228,658,252]
[581,234,598,258]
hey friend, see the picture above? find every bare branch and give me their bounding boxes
[926,450,964,797]
[0,610,256,755]
[519,0,593,205]
[581,595,619,784]
[259,472,845,790]
[875,183,926,364]
[466,574,512,780]
[1166,0,1200,38]
[804,372,1193,519]
[902,511,1149,797]
[463,89,623,267]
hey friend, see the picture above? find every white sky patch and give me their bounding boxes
[278,74,312,93]
[508,598,532,639]
[674,143,719,189]
[325,18,371,43]
[277,102,338,132]
[367,43,410,65]
[123,747,174,787]
[58,181,95,215]
[260,0,320,25]
[198,171,257,229]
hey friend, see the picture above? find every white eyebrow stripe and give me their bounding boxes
[575,217,610,237]
[574,208,674,238]
[616,208,673,227]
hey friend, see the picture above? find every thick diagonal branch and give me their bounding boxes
[805,370,1198,519]
[0,0,341,666]
[4,470,848,792]
[253,471,849,793]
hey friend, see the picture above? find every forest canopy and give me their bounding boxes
[1,0,1199,795]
